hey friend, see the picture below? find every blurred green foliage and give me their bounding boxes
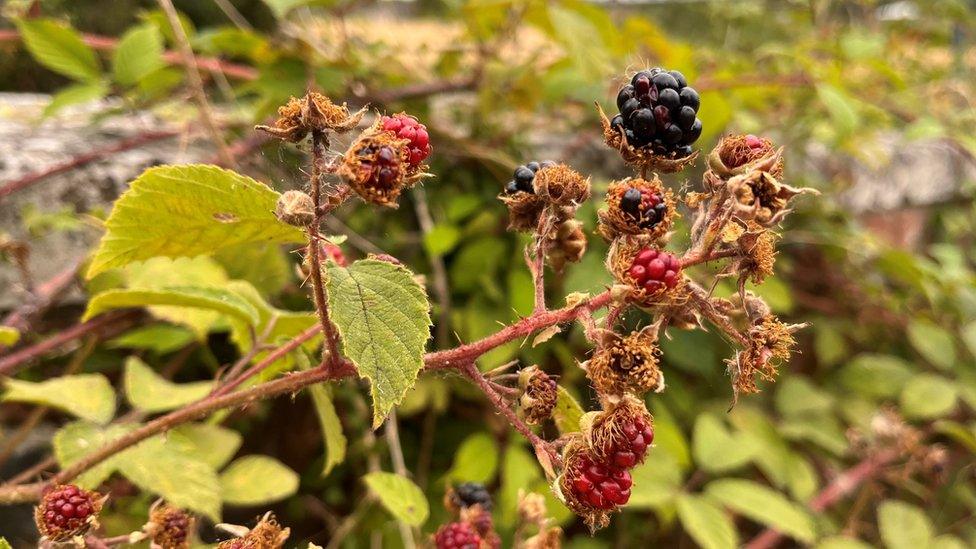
[2,0,976,547]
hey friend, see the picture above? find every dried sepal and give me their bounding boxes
[533,164,590,207]
[606,236,688,307]
[581,395,654,467]
[584,327,664,396]
[275,190,315,227]
[216,512,290,549]
[256,93,366,143]
[499,190,546,231]
[727,166,817,225]
[708,134,784,180]
[727,298,805,399]
[545,218,587,272]
[597,102,698,174]
[517,366,558,425]
[146,501,194,549]
[735,221,778,284]
[523,527,563,549]
[597,176,677,242]
[553,435,612,532]
[338,124,420,208]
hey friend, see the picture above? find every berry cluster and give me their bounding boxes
[150,506,193,549]
[563,453,632,511]
[598,414,655,469]
[628,248,682,295]
[35,484,98,540]
[619,186,667,230]
[434,522,482,549]
[610,68,702,157]
[381,113,431,166]
[503,160,557,194]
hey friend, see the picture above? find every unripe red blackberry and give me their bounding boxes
[434,522,482,549]
[321,242,347,266]
[34,484,102,542]
[589,399,655,469]
[148,504,194,549]
[627,248,681,295]
[380,113,431,167]
[611,68,702,158]
[562,452,632,510]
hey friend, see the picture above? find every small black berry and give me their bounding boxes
[610,114,624,129]
[676,105,697,129]
[669,70,687,88]
[621,97,639,119]
[682,119,703,144]
[658,88,680,111]
[651,72,679,90]
[679,87,700,110]
[515,166,534,185]
[620,188,642,218]
[504,180,519,194]
[526,161,540,172]
[452,482,494,511]
[616,85,635,110]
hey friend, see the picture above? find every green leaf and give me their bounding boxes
[676,494,738,549]
[123,356,213,413]
[692,414,754,473]
[86,165,305,278]
[907,320,956,370]
[308,382,346,476]
[0,537,11,549]
[900,374,958,419]
[227,281,319,375]
[817,84,859,135]
[43,81,108,117]
[447,432,498,484]
[220,455,299,506]
[878,500,933,549]
[960,321,976,357]
[117,435,222,522]
[16,18,101,81]
[112,24,164,85]
[363,472,429,527]
[3,374,115,424]
[706,479,816,543]
[107,324,195,354]
[84,286,260,326]
[816,537,874,549]
[0,327,19,346]
[325,259,431,427]
[498,444,541,527]
[168,423,242,469]
[53,421,135,488]
[423,224,461,257]
[213,243,290,298]
[628,450,683,508]
[552,386,584,434]
[839,354,913,398]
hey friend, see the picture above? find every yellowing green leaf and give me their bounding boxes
[0,327,19,346]
[53,421,136,488]
[84,286,259,327]
[326,260,431,427]
[0,537,12,549]
[4,374,116,424]
[817,84,859,135]
[220,455,299,506]
[112,24,164,85]
[363,472,429,527]
[676,494,738,549]
[107,324,195,354]
[907,320,956,370]
[552,386,584,435]
[705,479,816,543]
[900,374,958,420]
[168,423,242,470]
[117,435,221,522]
[447,432,498,484]
[43,81,108,117]
[86,165,305,278]
[124,356,213,413]
[878,500,932,549]
[692,414,754,473]
[308,382,346,476]
[16,18,101,81]
[227,281,318,375]
[628,450,682,509]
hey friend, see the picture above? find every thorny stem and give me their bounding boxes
[680,248,739,268]
[462,363,559,470]
[744,449,901,549]
[307,130,343,369]
[156,0,234,167]
[210,324,321,397]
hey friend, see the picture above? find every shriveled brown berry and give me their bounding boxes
[517,366,558,425]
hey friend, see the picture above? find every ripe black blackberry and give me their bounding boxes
[610,68,702,158]
[451,482,493,511]
[503,160,556,194]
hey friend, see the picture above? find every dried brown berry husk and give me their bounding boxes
[597,177,677,242]
[596,102,698,174]
[517,366,558,425]
[735,221,778,284]
[499,190,546,232]
[34,484,105,542]
[147,503,194,549]
[581,395,654,465]
[554,436,611,532]
[255,93,366,143]
[533,164,590,207]
[606,236,688,307]
[545,219,587,272]
[584,327,664,396]
[708,134,784,180]
[523,527,563,549]
[338,124,419,208]
[727,309,804,399]
[216,513,290,549]
[727,167,816,225]
[275,190,315,227]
